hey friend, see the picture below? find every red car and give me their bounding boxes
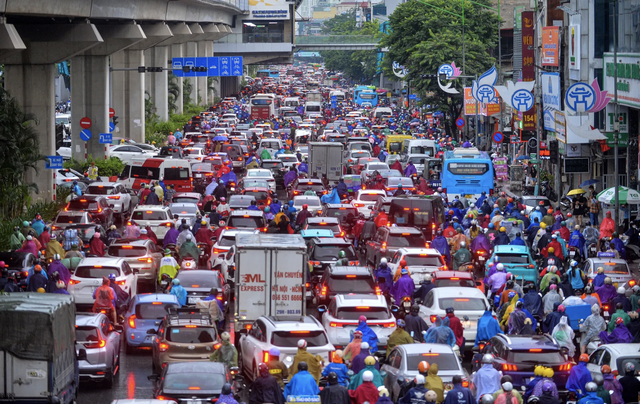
[241,186,272,210]
[430,270,485,294]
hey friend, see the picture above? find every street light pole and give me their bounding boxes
[613,0,620,230]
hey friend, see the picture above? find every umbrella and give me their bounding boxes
[567,189,586,196]
[580,179,600,187]
[212,135,228,141]
[597,186,640,205]
[515,155,530,161]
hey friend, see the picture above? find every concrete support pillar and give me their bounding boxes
[170,43,184,114]
[4,64,56,202]
[146,46,169,121]
[198,41,213,106]
[70,55,110,161]
[186,41,198,106]
[111,49,145,143]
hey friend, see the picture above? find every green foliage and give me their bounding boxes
[380,0,500,127]
[63,156,125,178]
[320,11,380,84]
[0,201,61,251]
[0,87,46,219]
[168,74,180,115]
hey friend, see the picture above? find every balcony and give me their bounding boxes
[214,33,293,54]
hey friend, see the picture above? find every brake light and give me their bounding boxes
[375,286,381,296]
[157,396,175,401]
[138,257,153,263]
[381,242,386,251]
[158,342,169,352]
[185,325,197,328]
[244,324,252,330]
[559,363,573,371]
[330,322,344,327]
[430,315,437,323]
[353,202,364,207]
[84,339,106,349]
[346,275,356,278]
[529,349,542,352]
[122,245,133,249]
[320,286,327,296]
[152,301,163,305]
[349,261,358,266]
[68,279,80,285]
[108,195,121,200]
[128,315,136,329]
[630,280,637,287]
[115,280,126,286]
[502,364,518,371]
[450,277,460,280]
[262,351,270,363]
[422,353,440,356]
[455,298,469,302]
[479,343,486,350]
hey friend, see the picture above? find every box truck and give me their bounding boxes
[309,142,344,182]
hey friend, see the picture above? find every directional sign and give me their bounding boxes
[80,117,92,129]
[109,108,115,118]
[183,57,196,77]
[79,129,92,142]
[230,56,243,76]
[172,58,184,77]
[45,155,64,169]
[99,133,113,144]
[208,57,220,76]
[109,122,116,132]
[456,118,465,128]
[195,57,208,77]
[493,131,504,143]
[219,57,231,77]
[331,95,337,109]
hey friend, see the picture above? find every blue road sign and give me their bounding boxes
[331,95,337,109]
[80,129,92,141]
[230,56,243,76]
[46,155,64,169]
[493,131,504,143]
[99,133,113,144]
[207,56,219,76]
[108,122,115,132]
[183,57,196,77]
[456,118,465,128]
[219,57,231,76]
[195,57,208,77]
[172,58,184,77]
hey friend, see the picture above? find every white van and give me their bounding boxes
[402,139,436,157]
[283,97,300,107]
[117,157,193,192]
[372,107,392,120]
[305,101,323,117]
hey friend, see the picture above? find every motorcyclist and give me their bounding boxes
[524,367,544,402]
[321,349,348,387]
[350,370,380,404]
[45,233,66,260]
[321,372,350,404]
[475,309,504,347]
[452,241,472,270]
[532,369,558,399]
[213,180,227,201]
[413,274,435,303]
[92,277,117,323]
[582,286,601,307]
[619,362,640,404]
[510,232,526,246]
[487,264,508,300]
[387,319,414,356]
[540,267,561,293]
[404,304,430,342]
[577,382,603,404]
[631,285,640,311]
[578,303,606,354]
[391,268,415,306]
[343,330,362,362]
[209,331,238,368]
[445,307,464,348]
[610,286,632,314]
[217,197,231,217]
[248,363,284,404]
[289,339,323,382]
[551,316,575,357]
[169,278,187,306]
[474,354,502,400]
[595,277,617,305]
[336,250,350,266]
[424,316,455,347]
[592,374,611,404]
[123,220,140,239]
[600,365,623,404]
[375,258,393,295]
[593,267,606,287]
[158,249,179,284]
[295,204,313,227]
[523,284,543,318]
[600,211,616,240]
[431,230,451,265]
[400,374,429,404]
[443,375,476,404]
[178,234,199,262]
[567,354,593,398]
[494,227,511,246]
[284,362,320,400]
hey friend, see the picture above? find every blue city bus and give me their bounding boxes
[353,86,378,107]
[441,151,494,205]
[257,69,279,79]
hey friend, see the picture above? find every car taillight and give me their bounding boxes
[381,242,386,251]
[349,260,359,266]
[84,339,106,349]
[108,196,121,200]
[138,257,153,263]
[603,304,610,312]
[157,396,176,401]
[97,207,103,213]
[502,364,518,371]
[68,279,80,285]
[128,315,136,329]
[478,343,486,350]
[375,286,381,296]
[630,279,637,287]
[158,342,169,352]
[329,322,345,328]
[353,202,364,207]
[160,222,172,227]
[262,351,270,362]
[320,286,327,296]
[115,280,126,286]
[559,363,572,371]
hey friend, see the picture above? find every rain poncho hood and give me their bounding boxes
[475,310,503,346]
[284,370,320,400]
[321,188,341,204]
[474,363,502,399]
[424,317,455,347]
[431,235,451,262]
[425,363,445,402]
[566,362,593,395]
[353,321,379,353]
[348,364,384,390]
[551,316,575,357]
[542,288,562,314]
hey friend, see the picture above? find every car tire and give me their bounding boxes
[104,368,113,389]
[125,342,134,355]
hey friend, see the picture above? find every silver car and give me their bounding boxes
[168,202,201,226]
[382,344,469,402]
[583,256,636,293]
[75,313,121,387]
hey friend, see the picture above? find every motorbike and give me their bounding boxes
[621,235,640,262]
[540,180,558,202]
[568,246,581,262]
[160,273,172,293]
[560,195,573,212]
[180,256,198,271]
[586,242,598,258]
[472,251,489,277]
[197,242,211,268]
[391,296,412,320]
[456,261,474,272]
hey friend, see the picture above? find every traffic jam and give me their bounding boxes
[2,64,640,404]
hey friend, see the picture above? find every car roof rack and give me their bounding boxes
[166,307,212,325]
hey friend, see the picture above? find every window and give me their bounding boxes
[271,330,328,347]
[589,349,604,365]
[425,291,434,308]
[163,372,226,392]
[403,255,442,267]
[227,216,265,229]
[508,350,566,365]
[87,186,114,195]
[387,234,426,248]
[165,167,190,180]
[75,326,99,342]
[166,327,216,343]
[406,353,460,371]
[447,162,489,175]
[75,266,120,279]
[438,298,487,311]
[601,351,612,366]
[131,166,160,180]
[335,306,390,320]
[132,210,168,221]
[326,275,375,294]
[312,245,357,260]
[136,303,179,320]
[388,351,401,369]
[122,262,133,276]
[108,246,146,257]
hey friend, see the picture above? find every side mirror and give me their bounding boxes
[133,268,140,274]
[390,305,399,313]
[147,374,160,382]
[77,349,87,361]
[146,329,157,335]
[317,305,327,313]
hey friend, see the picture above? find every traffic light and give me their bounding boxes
[112,116,119,127]
[55,124,64,149]
[145,67,163,73]
[549,140,558,164]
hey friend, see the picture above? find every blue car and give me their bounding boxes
[486,245,537,285]
[123,293,179,353]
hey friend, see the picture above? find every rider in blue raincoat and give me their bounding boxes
[284,363,320,400]
[321,188,341,204]
[567,356,593,398]
[351,315,379,353]
[424,317,455,347]
[220,171,237,187]
[474,310,504,347]
[569,226,586,255]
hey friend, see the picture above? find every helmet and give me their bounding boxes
[593,374,604,386]
[543,368,554,378]
[22,221,29,227]
[558,305,565,312]
[361,342,370,351]
[379,387,390,398]
[400,259,407,267]
[528,397,540,404]
[445,307,454,314]
[53,254,60,261]
[597,267,604,274]
[297,361,308,371]
[540,223,547,229]
[222,382,233,395]
[604,277,612,285]
[397,319,406,328]
[460,241,466,248]
[164,249,171,255]
[221,332,231,342]
[625,362,636,373]
[585,382,597,392]
[542,381,554,393]
[258,362,269,375]
[534,366,542,376]
[172,278,180,285]
[338,250,346,258]
[411,304,420,314]
[617,286,626,294]
[500,227,506,233]
[108,273,116,281]
[269,347,280,357]
[201,220,207,225]
[364,356,376,366]
[496,263,504,272]
[363,370,374,382]
[418,361,430,374]
[616,316,624,325]
[482,354,494,364]
[570,260,578,267]
[502,382,513,392]
[380,257,387,265]
[579,354,589,362]
[328,372,338,385]
[424,274,432,282]
[425,391,438,403]
[493,256,500,263]
[297,339,307,349]
[264,207,270,213]
[414,374,425,385]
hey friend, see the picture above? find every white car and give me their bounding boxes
[418,287,492,350]
[586,343,640,379]
[129,205,173,241]
[168,202,200,227]
[258,138,283,159]
[292,195,322,214]
[68,257,138,307]
[277,154,299,169]
[246,168,276,192]
[85,182,133,221]
[352,189,386,217]
[108,144,155,164]
[360,162,391,181]
[403,154,430,177]
[239,315,335,381]
[182,147,206,162]
[51,211,94,232]
[319,294,396,352]
[55,168,84,185]
[388,248,446,287]
[210,229,260,281]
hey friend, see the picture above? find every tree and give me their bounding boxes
[167,74,180,114]
[320,10,380,84]
[0,87,45,218]
[380,0,499,129]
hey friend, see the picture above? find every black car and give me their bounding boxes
[314,265,378,304]
[149,361,241,401]
[307,237,359,280]
[260,160,286,189]
[0,252,37,290]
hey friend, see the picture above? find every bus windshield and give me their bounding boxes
[442,159,494,198]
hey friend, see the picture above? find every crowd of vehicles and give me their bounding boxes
[8,62,640,404]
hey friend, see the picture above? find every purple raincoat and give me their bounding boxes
[48,260,71,285]
[595,284,618,304]
[391,274,415,303]
[284,170,297,187]
[599,324,633,344]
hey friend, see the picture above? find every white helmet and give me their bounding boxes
[496,263,504,272]
[380,258,387,265]
[617,286,626,294]
[424,274,432,282]
[482,354,495,364]
[414,374,425,384]
[363,371,374,382]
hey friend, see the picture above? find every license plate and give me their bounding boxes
[570,251,576,256]
[195,174,202,178]
[479,257,485,261]
[465,194,473,199]
[188,297,200,304]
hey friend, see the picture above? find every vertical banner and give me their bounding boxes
[542,27,560,66]
[568,14,581,79]
[521,11,536,131]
